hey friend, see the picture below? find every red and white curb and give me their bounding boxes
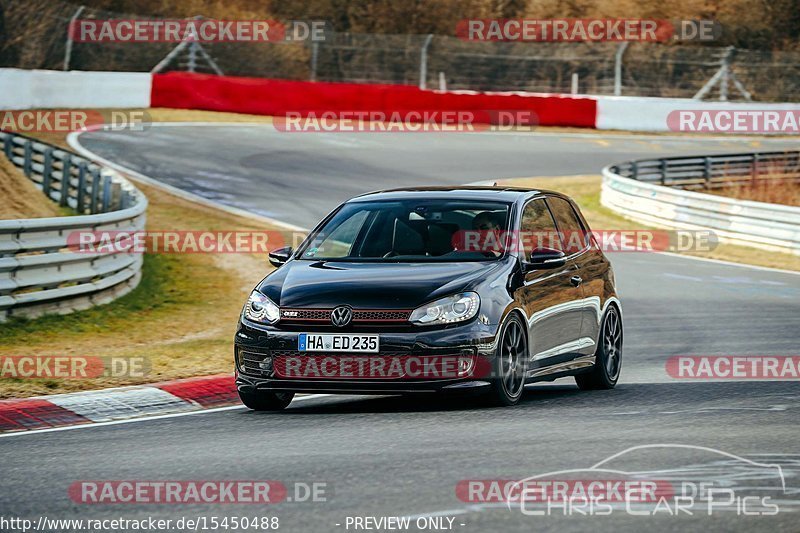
[0,374,239,433]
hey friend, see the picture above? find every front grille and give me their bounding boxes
[353,310,410,321]
[280,308,411,324]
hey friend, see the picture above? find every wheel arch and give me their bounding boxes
[595,296,623,347]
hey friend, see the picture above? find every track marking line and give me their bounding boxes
[655,251,800,276]
[0,394,331,439]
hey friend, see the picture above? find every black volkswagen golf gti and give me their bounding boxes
[235,187,622,409]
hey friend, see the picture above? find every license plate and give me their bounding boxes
[298,333,379,353]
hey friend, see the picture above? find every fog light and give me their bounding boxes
[259,356,274,374]
[457,356,475,377]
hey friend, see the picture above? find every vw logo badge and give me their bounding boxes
[331,306,353,327]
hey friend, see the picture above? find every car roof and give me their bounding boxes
[349,186,567,203]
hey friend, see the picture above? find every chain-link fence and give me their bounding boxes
[2,0,800,102]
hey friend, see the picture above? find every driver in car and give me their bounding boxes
[471,211,505,255]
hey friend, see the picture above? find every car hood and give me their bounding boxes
[259,259,508,309]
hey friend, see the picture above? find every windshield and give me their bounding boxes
[297,199,512,262]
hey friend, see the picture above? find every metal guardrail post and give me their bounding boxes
[3,135,12,159]
[111,182,122,210]
[101,175,112,212]
[310,41,319,82]
[613,42,629,96]
[90,168,101,214]
[631,161,638,179]
[76,162,87,213]
[703,157,712,186]
[659,159,667,185]
[23,141,33,177]
[419,34,434,90]
[60,155,72,207]
[752,153,760,182]
[63,5,86,71]
[42,148,53,198]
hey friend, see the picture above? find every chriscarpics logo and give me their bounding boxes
[468,444,793,517]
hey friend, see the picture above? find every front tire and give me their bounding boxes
[485,313,528,406]
[576,304,622,390]
[238,390,294,411]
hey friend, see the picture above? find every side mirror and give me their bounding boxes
[268,246,293,268]
[523,247,566,271]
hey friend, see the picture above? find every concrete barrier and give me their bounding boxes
[601,157,800,255]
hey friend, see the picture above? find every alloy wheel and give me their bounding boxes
[500,319,526,398]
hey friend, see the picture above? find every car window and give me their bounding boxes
[520,198,561,261]
[299,200,511,262]
[546,197,589,255]
[310,210,371,258]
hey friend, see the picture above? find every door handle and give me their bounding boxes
[570,275,582,287]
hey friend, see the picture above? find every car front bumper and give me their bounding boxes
[234,318,500,395]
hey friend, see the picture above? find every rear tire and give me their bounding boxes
[576,305,622,390]
[485,314,528,406]
[238,390,294,411]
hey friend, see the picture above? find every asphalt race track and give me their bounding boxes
[73,125,799,226]
[1,126,798,532]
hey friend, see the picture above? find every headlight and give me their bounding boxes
[409,292,480,325]
[243,290,280,324]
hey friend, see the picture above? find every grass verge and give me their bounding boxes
[710,180,800,207]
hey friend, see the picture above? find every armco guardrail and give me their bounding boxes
[601,151,800,256]
[0,131,147,320]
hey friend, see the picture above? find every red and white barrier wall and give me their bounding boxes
[2,69,800,132]
[595,95,800,132]
[149,72,596,128]
[0,69,152,110]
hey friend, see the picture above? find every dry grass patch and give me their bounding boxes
[0,156,66,219]
[709,179,800,207]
